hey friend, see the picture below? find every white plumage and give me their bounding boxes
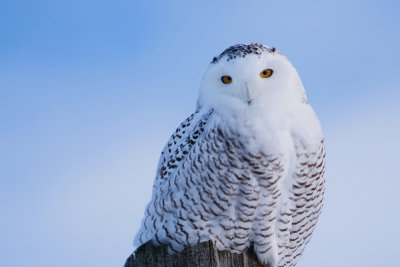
[134,44,325,266]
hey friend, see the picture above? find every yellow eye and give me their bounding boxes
[260,69,273,78]
[221,75,232,84]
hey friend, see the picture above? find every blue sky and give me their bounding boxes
[1,1,399,266]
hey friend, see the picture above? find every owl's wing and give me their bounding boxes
[134,109,214,247]
[154,109,214,189]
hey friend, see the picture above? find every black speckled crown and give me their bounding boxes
[211,43,276,63]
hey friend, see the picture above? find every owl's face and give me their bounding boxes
[197,44,306,112]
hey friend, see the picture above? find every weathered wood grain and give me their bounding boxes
[125,241,268,267]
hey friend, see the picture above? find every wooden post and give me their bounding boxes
[124,240,267,267]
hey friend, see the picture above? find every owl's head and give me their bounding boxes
[197,44,307,113]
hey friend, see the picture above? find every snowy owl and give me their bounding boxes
[134,43,325,267]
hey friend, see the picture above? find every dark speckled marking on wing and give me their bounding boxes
[157,109,214,182]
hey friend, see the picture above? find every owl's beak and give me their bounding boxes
[244,82,253,105]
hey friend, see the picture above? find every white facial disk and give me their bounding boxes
[197,44,307,114]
